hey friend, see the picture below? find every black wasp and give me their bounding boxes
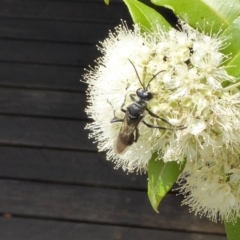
[110,59,183,154]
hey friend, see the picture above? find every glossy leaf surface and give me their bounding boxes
[148,154,185,213]
[225,219,240,240]
[123,0,171,31]
[151,0,240,33]
[221,17,240,78]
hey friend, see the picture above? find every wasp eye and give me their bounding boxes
[145,92,153,100]
[136,89,153,100]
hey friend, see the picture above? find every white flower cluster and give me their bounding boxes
[177,152,240,223]
[84,21,240,222]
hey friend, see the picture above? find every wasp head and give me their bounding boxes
[136,88,153,101]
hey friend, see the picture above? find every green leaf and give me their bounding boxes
[104,0,110,5]
[224,219,240,240]
[123,0,171,31]
[221,17,240,78]
[151,0,240,33]
[148,153,185,213]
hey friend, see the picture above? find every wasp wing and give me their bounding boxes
[114,114,143,154]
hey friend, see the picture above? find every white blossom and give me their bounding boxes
[84,21,240,176]
[83,20,240,222]
[177,150,240,223]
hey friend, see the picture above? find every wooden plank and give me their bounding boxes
[0,88,87,119]
[0,179,225,234]
[0,217,226,240]
[0,17,118,44]
[0,115,96,151]
[0,146,146,189]
[0,0,131,23]
[0,39,97,66]
[0,63,86,91]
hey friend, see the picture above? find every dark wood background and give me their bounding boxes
[0,0,226,239]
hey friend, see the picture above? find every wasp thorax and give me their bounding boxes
[136,88,153,101]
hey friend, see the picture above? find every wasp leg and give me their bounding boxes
[107,99,125,123]
[175,125,187,130]
[142,120,173,130]
[129,94,137,102]
[110,108,124,123]
[146,108,173,126]
[143,116,186,130]
[119,98,127,115]
[134,127,140,142]
[111,117,124,123]
[111,102,128,122]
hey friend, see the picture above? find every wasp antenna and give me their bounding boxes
[128,59,144,88]
[146,70,165,89]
